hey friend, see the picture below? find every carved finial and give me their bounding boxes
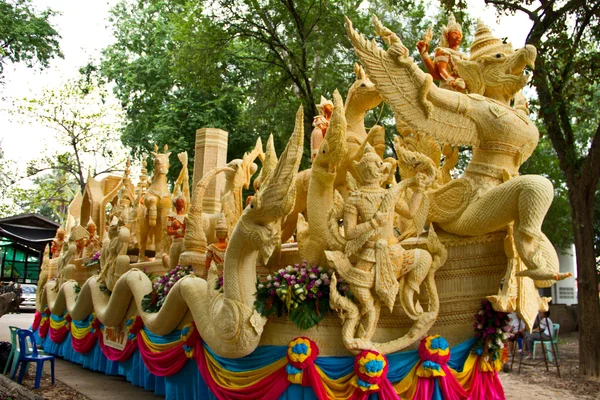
[469,19,506,61]
[163,144,169,152]
[153,144,159,152]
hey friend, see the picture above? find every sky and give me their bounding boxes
[0,0,533,175]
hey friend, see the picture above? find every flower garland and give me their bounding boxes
[141,265,194,312]
[253,262,350,330]
[472,299,510,362]
[83,251,101,267]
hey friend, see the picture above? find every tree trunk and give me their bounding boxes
[571,186,600,378]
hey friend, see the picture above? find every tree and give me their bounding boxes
[455,0,600,378]
[10,169,79,222]
[10,73,128,195]
[0,0,62,79]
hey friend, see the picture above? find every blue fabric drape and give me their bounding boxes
[36,326,476,400]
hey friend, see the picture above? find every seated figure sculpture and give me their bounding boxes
[205,216,229,271]
[83,221,101,258]
[165,191,187,269]
[325,144,446,354]
[416,13,467,92]
[346,16,570,287]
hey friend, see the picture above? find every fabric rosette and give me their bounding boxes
[285,337,328,398]
[417,335,451,377]
[351,350,398,399]
[286,336,318,383]
[412,335,468,400]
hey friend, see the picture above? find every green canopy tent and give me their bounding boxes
[0,214,59,283]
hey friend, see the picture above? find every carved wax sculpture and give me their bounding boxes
[324,144,446,354]
[83,221,101,258]
[347,16,570,290]
[166,193,187,269]
[297,89,347,267]
[310,96,333,161]
[205,216,228,271]
[281,65,383,243]
[50,228,66,259]
[417,13,467,92]
[37,245,50,304]
[140,144,172,258]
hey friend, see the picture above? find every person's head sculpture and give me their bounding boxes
[440,12,462,49]
[215,216,229,242]
[86,220,97,236]
[173,192,186,213]
[316,96,334,120]
[56,228,66,240]
[353,144,386,185]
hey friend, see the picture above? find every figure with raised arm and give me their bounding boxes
[416,13,467,92]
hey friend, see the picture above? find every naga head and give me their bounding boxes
[254,134,277,192]
[314,89,347,172]
[346,63,383,113]
[455,20,536,100]
[226,138,262,191]
[243,107,304,263]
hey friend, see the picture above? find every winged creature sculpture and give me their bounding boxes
[345,16,570,287]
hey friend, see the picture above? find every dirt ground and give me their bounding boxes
[500,332,600,400]
[5,332,600,400]
[10,365,89,400]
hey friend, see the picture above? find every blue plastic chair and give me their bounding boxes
[11,329,55,389]
[532,323,560,362]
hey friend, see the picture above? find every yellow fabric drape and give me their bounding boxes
[203,348,288,389]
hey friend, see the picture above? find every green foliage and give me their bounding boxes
[101,0,444,173]
[10,169,79,223]
[520,135,573,252]
[0,0,62,79]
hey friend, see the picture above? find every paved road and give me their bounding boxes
[1,313,161,399]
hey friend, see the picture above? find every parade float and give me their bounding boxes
[32,14,570,400]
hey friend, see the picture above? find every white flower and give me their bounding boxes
[309,273,317,279]
[284,274,290,279]
[478,310,484,316]
[273,281,280,287]
[286,265,294,272]
[266,283,272,288]
[315,279,323,287]
[477,324,483,329]
[258,284,264,289]
[320,273,329,280]
[497,328,503,334]
[278,269,285,275]
[267,275,273,281]
[496,339,504,349]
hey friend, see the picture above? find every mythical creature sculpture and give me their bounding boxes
[346,16,570,286]
[44,106,305,359]
[140,144,172,258]
[416,13,467,91]
[281,66,383,242]
[297,89,347,266]
[310,96,334,161]
[324,144,446,354]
